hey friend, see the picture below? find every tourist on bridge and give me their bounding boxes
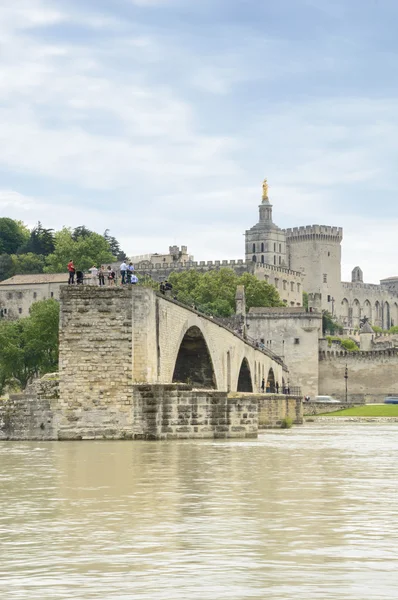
[89,264,98,285]
[261,378,265,393]
[98,265,105,287]
[107,266,116,286]
[164,280,173,296]
[120,260,128,285]
[276,382,279,394]
[67,260,75,285]
[159,281,165,294]
[127,262,135,284]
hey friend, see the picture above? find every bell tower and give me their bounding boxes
[245,179,287,267]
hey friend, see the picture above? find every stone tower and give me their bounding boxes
[360,320,374,351]
[285,225,343,314]
[245,179,287,267]
[352,266,363,283]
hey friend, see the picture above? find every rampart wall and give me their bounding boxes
[319,348,398,403]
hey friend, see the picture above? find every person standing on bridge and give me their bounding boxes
[67,260,75,285]
[276,381,279,394]
[120,260,128,285]
[261,378,265,393]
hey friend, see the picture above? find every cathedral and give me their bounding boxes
[245,179,398,329]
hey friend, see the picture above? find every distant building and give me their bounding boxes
[0,273,72,319]
[130,245,193,267]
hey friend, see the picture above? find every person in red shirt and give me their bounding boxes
[67,260,75,285]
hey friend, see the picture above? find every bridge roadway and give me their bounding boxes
[59,286,288,397]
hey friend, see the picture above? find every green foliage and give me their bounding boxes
[372,325,383,333]
[389,326,398,334]
[326,336,359,352]
[104,229,128,261]
[0,218,29,254]
[10,253,45,275]
[0,299,59,393]
[18,222,55,256]
[0,254,13,282]
[302,291,308,310]
[168,268,283,317]
[322,310,342,335]
[0,219,126,280]
[280,416,293,429]
[44,227,115,273]
[340,338,359,352]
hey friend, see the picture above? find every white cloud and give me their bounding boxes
[0,0,397,285]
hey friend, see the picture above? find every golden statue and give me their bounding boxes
[262,178,269,199]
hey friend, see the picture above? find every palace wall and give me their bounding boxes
[318,348,398,403]
[337,282,398,329]
[246,307,322,398]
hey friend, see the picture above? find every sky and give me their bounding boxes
[0,0,397,283]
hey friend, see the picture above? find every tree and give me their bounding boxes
[168,268,284,317]
[44,227,115,273]
[18,222,55,256]
[10,253,45,275]
[0,299,59,392]
[322,311,342,335]
[0,218,29,254]
[104,229,128,261]
[0,254,13,282]
[72,225,93,241]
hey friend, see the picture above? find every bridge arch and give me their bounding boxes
[172,325,217,389]
[267,368,276,393]
[236,357,253,392]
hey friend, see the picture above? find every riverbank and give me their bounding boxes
[305,416,398,423]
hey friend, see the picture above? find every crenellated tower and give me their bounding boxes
[285,225,343,313]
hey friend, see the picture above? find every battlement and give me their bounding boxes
[342,282,398,297]
[134,259,247,271]
[254,263,302,277]
[285,225,343,241]
[319,347,398,361]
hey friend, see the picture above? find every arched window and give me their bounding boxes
[261,255,264,264]
[252,243,256,253]
[252,255,257,262]
[273,255,276,265]
[261,242,264,252]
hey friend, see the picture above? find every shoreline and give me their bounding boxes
[305,416,398,424]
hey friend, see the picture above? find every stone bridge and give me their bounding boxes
[59,287,287,407]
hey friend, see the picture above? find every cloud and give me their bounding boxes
[0,0,397,285]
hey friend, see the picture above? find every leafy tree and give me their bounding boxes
[322,310,342,335]
[168,268,283,317]
[340,338,359,352]
[389,326,398,334]
[0,299,59,392]
[72,225,93,241]
[10,253,46,275]
[0,254,13,282]
[104,229,128,261]
[44,227,115,273]
[18,222,55,256]
[0,218,29,254]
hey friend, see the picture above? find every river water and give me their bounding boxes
[1,425,398,600]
